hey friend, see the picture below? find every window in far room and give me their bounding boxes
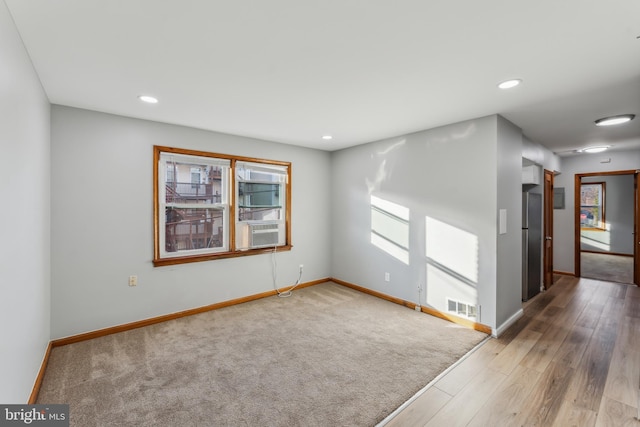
[580,182,605,230]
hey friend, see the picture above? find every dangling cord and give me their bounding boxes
[272,245,302,298]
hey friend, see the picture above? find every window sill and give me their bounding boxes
[153,244,293,267]
[580,227,606,232]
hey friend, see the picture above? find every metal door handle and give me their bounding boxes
[545,237,552,241]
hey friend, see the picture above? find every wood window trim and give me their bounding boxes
[153,145,292,267]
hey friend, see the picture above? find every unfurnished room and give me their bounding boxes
[2,1,640,426]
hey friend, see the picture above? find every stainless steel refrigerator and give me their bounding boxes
[522,192,542,301]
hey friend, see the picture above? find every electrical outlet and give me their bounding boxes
[128,275,138,286]
[384,272,390,282]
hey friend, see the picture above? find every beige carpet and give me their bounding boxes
[37,281,487,426]
[581,252,634,284]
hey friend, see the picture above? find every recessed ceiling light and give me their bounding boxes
[138,95,158,104]
[497,79,522,89]
[594,114,635,126]
[580,146,610,153]
[322,135,333,140]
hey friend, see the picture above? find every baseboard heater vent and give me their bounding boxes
[447,298,477,320]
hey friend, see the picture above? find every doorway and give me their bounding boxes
[574,170,639,285]
[543,170,554,289]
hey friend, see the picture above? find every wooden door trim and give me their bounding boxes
[544,170,554,289]
[574,174,581,278]
[635,173,639,286]
[574,169,639,285]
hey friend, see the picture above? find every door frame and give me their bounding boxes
[635,173,639,285]
[543,170,554,289]
[574,169,639,285]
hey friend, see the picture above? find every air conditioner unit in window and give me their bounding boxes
[248,222,281,248]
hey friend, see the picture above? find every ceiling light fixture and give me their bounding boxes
[322,135,333,140]
[580,146,610,154]
[594,114,635,126]
[138,95,158,104]
[497,79,522,89]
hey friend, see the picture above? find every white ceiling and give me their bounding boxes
[5,0,640,154]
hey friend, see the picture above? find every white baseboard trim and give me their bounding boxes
[492,308,524,338]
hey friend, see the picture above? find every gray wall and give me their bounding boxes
[0,1,51,402]
[554,149,640,273]
[523,136,561,173]
[51,106,331,339]
[580,175,634,255]
[331,115,523,332]
[496,117,524,329]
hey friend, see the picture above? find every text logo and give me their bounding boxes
[0,405,69,427]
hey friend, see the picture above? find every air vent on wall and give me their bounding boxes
[447,298,477,320]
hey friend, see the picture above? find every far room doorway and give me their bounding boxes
[574,170,639,285]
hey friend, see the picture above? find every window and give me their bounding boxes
[154,146,291,266]
[236,161,287,250]
[580,182,605,230]
[190,167,202,189]
[157,151,230,259]
[166,165,176,183]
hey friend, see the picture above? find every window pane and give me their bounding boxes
[165,207,224,253]
[163,156,227,205]
[580,183,605,229]
[239,206,283,222]
[581,185,601,205]
[238,182,282,221]
[236,162,287,224]
[236,162,287,183]
[166,168,175,183]
[580,206,600,226]
[190,168,201,189]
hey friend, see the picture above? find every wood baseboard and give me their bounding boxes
[330,278,492,335]
[580,250,634,258]
[52,278,329,347]
[331,278,414,308]
[38,277,489,399]
[553,270,575,277]
[28,341,52,404]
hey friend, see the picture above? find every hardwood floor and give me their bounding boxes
[385,275,640,427]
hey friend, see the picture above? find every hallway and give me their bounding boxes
[387,275,640,426]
